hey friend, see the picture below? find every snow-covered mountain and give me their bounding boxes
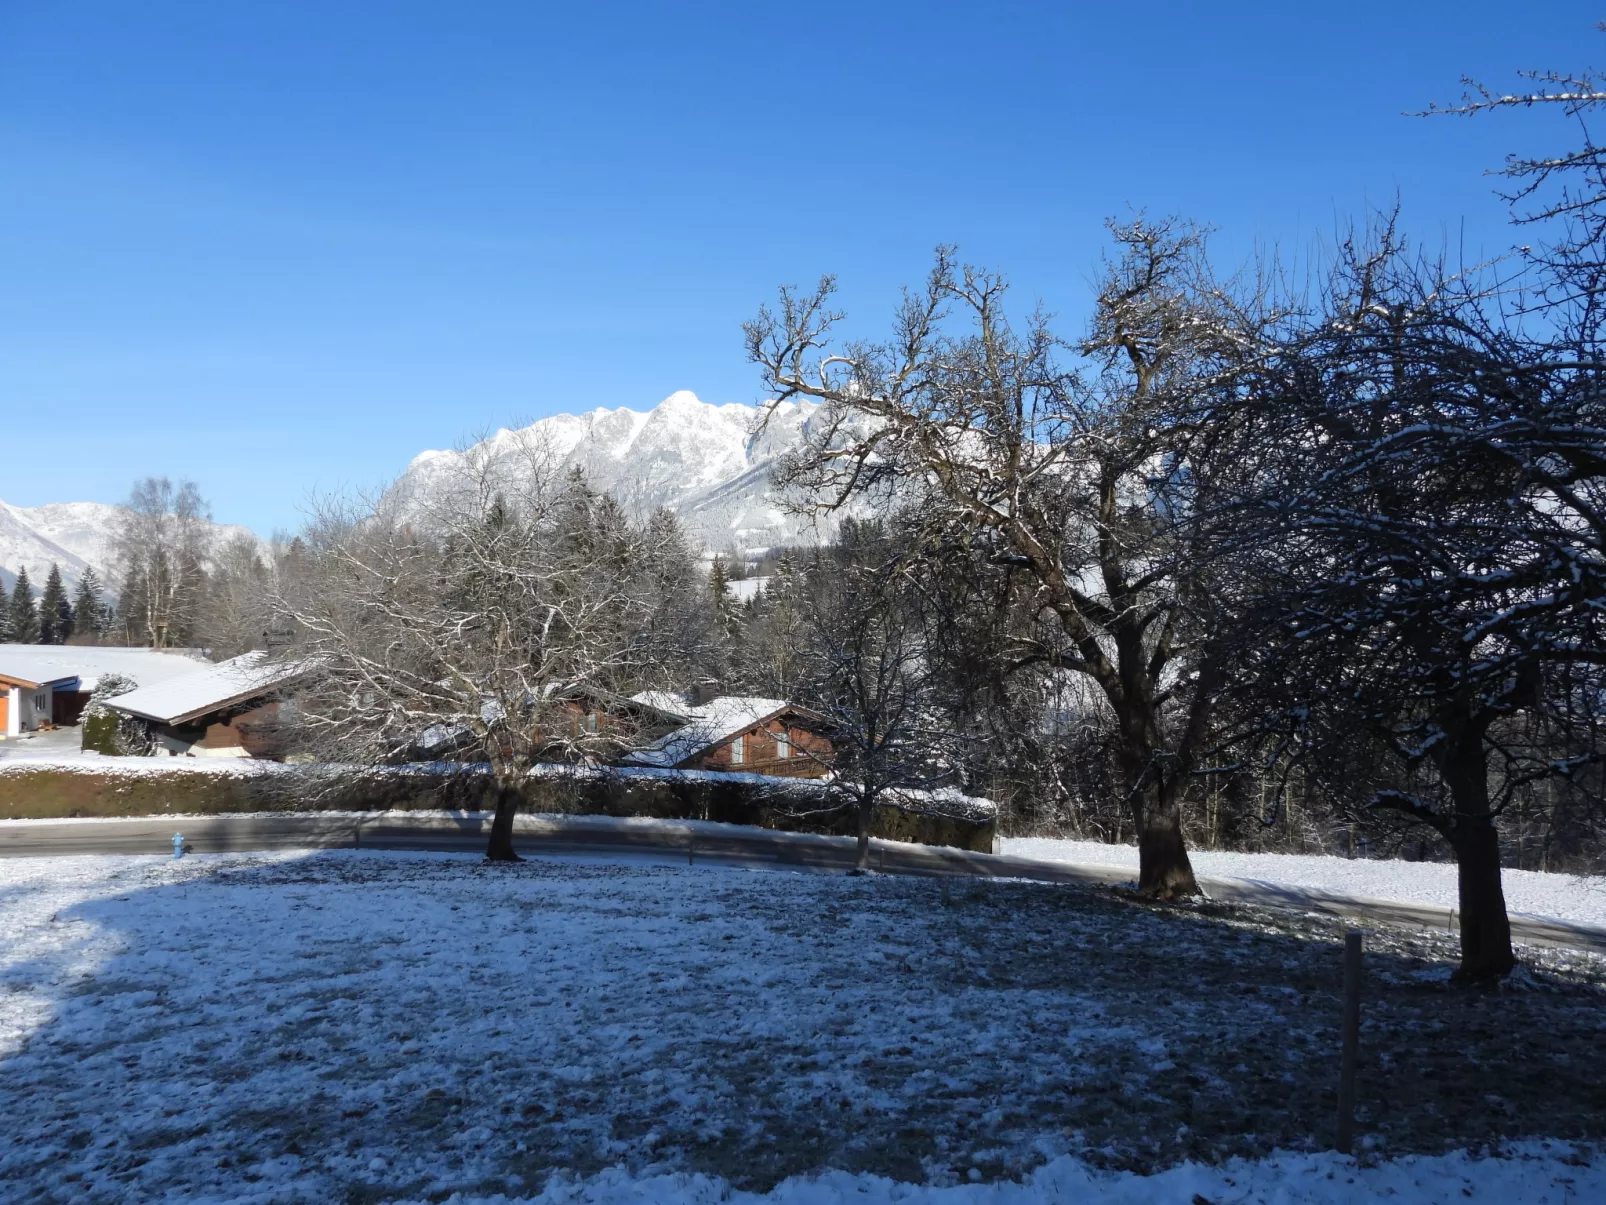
[2,391,856,590]
[395,390,853,552]
[0,499,255,595]
[0,500,121,594]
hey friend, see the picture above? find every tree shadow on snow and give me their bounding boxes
[0,848,1603,1203]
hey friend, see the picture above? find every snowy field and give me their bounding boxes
[2,851,1604,1204]
[1004,838,1606,928]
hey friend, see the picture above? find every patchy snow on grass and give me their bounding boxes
[412,1143,1605,1203]
[1,850,1602,1203]
[1003,838,1606,928]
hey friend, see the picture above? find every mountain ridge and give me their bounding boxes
[0,390,845,590]
[0,500,258,596]
[394,390,845,552]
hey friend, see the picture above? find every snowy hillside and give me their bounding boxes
[0,499,256,594]
[395,390,859,552]
[0,500,120,593]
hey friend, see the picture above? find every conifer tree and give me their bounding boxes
[115,567,144,645]
[9,568,40,644]
[38,564,72,645]
[71,567,105,641]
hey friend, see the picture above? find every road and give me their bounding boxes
[3,811,1603,954]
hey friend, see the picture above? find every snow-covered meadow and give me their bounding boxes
[1004,838,1606,929]
[2,850,1604,1204]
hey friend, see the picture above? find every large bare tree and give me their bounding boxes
[195,533,275,658]
[799,526,966,872]
[1233,226,1606,980]
[277,435,668,861]
[745,223,1275,896]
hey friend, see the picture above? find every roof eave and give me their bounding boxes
[106,675,302,727]
[664,704,799,766]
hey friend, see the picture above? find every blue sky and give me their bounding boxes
[0,1,1597,535]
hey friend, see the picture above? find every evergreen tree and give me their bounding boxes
[0,579,10,642]
[115,566,145,645]
[38,564,72,645]
[9,568,40,644]
[71,567,105,641]
[709,556,730,609]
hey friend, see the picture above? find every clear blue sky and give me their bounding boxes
[0,1,1596,535]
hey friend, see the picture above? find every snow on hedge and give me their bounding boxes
[1004,838,1606,929]
[0,756,999,821]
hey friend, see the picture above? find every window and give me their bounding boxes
[775,730,790,759]
[34,693,47,713]
[585,712,598,734]
[729,735,744,764]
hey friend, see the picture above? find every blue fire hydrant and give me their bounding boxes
[172,832,184,859]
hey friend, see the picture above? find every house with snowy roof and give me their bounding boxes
[0,644,211,738]
[414,683,688,762]
[99,651,309,759]
[622,689,833,778]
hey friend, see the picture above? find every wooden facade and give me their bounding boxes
[682,711,833,779]
[144,698,290,759]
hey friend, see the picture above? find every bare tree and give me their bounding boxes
[797,527,964,871]
[276,436,670,861]
[196,533,274,658]
[1429,28,1606,322]
[1227,225,1606,981]
[112,477,213,649]
[745,224,1276,896]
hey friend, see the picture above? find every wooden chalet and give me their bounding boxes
[415,685,688,763]
[622,692,833,779]
[101,652,307,759]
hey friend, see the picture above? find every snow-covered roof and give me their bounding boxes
[102,652,307,725]
[0,644,212,692]
[629,690,695,718]
[623,695,812,768]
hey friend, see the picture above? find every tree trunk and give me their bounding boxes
[1117,704,1200,899]
[1439,721,1514,982]
[854,803,872,872]
[1449,821,1514,982]
[1137,781,1199,899]
[485,782,524,863]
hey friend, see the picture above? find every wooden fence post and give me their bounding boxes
[1336,930,1363,1153]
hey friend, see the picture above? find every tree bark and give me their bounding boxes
[485,782,524,863]
[1118,701,1200,899]
[1440,723,1514,982]
[1449,821,1514,982]
[854,803,872,873]
[1137,780,1199,899]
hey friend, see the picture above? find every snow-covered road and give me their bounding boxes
[1,851,1603,1204]
[1004,838,1606,929]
